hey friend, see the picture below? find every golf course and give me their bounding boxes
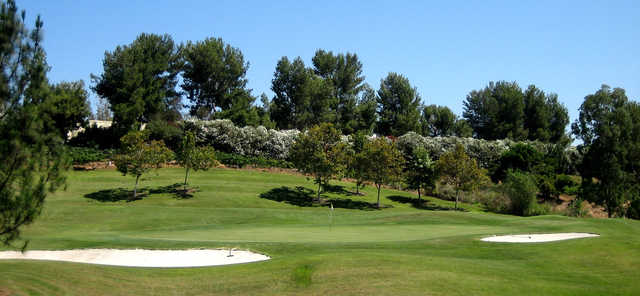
[1,168,638,295]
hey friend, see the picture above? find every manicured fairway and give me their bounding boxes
[1,168,638,295]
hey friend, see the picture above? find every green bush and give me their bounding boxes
[475,189,511,213]
[555,174,579,195]
[503,171,539,216]
[214,151,293,169]
[68,147,114,164]
[627,199,640,220]
[147,120,183,152]
[566,198,590,217]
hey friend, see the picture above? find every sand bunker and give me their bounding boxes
[481,232,599,243]
[0,249,270,267]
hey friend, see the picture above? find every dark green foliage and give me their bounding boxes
[67,124,120,149]
[420,105,457,137]
[67,147,113,164]
[572,85,640,217]
[312,49,365,134]
[146,119,183,152]
[523,85,570,143]
[353,84,378,133]
[270,57,336,130]
[346,130,371,194]
[42,81,91,141]
[502,171,538,216]
[0,0,69,246]
[566,198,589,217]
[182,37,262,126]
[554,174,579,195]
[91,33,182,133]
[463,81,569,143]
[453,119,473,137]
[492,143,545,182]
[376,73,421,136]
[627,199,640,220]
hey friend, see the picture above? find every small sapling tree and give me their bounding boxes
[361,138,405,208]
[177,131,218,191]
[290,123,347,201]
[346,131,369,195]
[405,146,438,204]
[436,144,488,210]
[114,131,173,200]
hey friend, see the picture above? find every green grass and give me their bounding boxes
[1,168,639,295]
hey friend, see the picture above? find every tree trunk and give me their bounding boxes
[133,175,140,200]
[455,188,459,210]
[355,182,360,195]
[316,180,322,202]
[418,187,421,205]
[184,166,190,191]
[376,184,381,208]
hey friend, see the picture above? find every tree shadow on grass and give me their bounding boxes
[386,195,467,211]
[84,183,195,202]
[322,184,357,196]
[259,186,380,210]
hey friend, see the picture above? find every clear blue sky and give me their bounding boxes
[21,0,639,126]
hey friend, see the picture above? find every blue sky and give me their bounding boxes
[21,0,639,125]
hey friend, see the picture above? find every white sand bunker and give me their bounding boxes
[0,249,270,267]
[481,232,599,243]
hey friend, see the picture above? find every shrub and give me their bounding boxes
[566,198,590,217]
[502,171,538,216]
[147,120,183,152]
[68,147,114,164]
[214,151,293,169]
[67,124,120,149]
[476,189,511,214]
[627,199,640,220]
[555,174,579,195]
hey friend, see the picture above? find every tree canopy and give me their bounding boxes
[437,144,488,209]
[376,73,421,136]
[42,80,91,141]
[463,81,568,143]
[91,33,182,133]
[361,138,405,208]
[0,0,69,247]
[572,85,640,217]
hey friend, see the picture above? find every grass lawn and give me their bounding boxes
[1,168,638,295]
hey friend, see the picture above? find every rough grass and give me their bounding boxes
[1,168,639,295]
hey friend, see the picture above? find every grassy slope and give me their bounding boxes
[0,168,638,295]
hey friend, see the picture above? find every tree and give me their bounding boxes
[290,123,347,200]
[182,37,255,123]
[177,131,218,190]
[523,85,569,143]
[91,33,182,133]
[114,131,173,200]
[353,84,377,133]
[376,73,421,136]
[346,131,370,194]
[1,0,69,246]
[42,80,91,140]
[420,105,457,137]
[453,119,473,137]
[270,57,336,130]
[361,138,405,208]
[572,85,640,217]
[503,170,539,216]
[437,144,488,209]
[312,50,365,134]
[462,81,526,140]
[405,146,437,204]
[93,97,112,121]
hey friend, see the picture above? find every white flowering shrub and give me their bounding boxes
[190,120,299,160]
[188,120,580,173]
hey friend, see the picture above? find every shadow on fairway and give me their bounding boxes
[259,186,380,210]
[387,195,467,211]
[84,183,194,202]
